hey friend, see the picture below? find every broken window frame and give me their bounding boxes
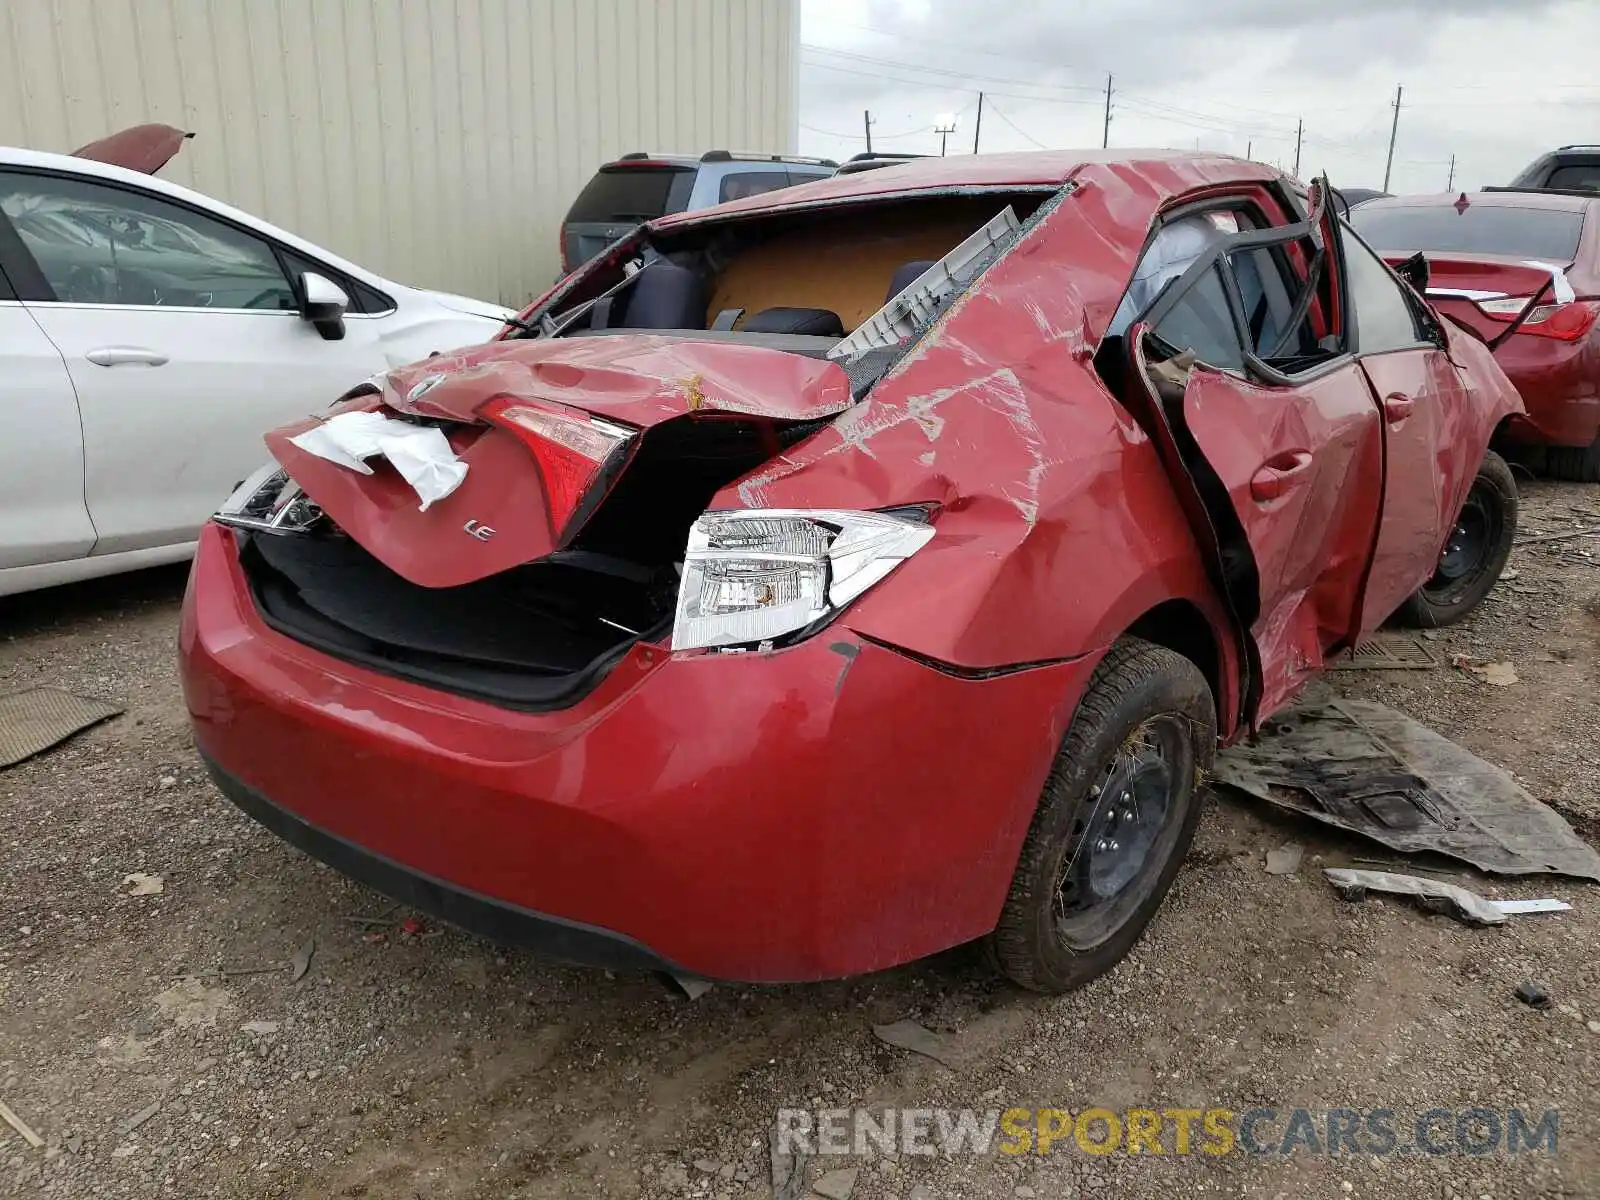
[1138,213,1354,388]
[513,184,1074,398]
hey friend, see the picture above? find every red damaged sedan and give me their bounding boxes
[1353,189,1600,479]
[181,152,1522,993]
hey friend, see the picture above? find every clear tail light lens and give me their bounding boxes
[1474,297,1600,341]
[672,508,935,651]
[214,464,324,534]
[480,397,636,536]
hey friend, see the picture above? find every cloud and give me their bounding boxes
[799,0,1600,193]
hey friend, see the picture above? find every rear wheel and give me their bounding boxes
[1545,435,1600,483]
[986,638,1215,995]
[1394,450,1517,628]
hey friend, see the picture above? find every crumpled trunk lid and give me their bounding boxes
[264,335,852,589]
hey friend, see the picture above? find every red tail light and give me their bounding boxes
[479,397,636,537]
[1475,298,1600,342]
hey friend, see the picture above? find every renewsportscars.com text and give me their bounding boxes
[775,1106,1559,1158]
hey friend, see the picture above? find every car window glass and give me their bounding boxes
[277,247,389,315]
[1225,242,1321,361]
[0,171,294,308]
[719,171,794,203]
[1340,225,1425,353]
[1109,210,1240,335]
[1545,163,1600,192]
[1150,265,1244,370]
[566,166,694,223]
[1352,202,1583,260]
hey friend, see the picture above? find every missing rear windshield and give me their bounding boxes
[527,189,1057,391]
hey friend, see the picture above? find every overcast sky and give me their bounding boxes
[798,0,1600,193]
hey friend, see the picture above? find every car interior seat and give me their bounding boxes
[596,259,707,330]
[740,307,846,336]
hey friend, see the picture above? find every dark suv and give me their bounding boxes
[559,151,836,274]
[1509,146,1600,193]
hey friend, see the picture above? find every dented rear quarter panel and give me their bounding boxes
[718,160,1262,733]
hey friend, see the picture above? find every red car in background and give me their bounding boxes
[181,152,1522,994]
[1352,189,1600,479]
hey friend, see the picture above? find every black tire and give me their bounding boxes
[986,638,1216,994]
[1545,436,1600,483]
[1393,449,1518,628]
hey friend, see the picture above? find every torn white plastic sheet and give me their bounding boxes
[1521,259,1577,305]
[289,410,467,510]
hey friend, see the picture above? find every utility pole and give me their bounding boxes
[934,115,957,156]
[1293,118,1303,177]
[1102,74,1113,148]
[1382,84,1403,192]
[863,110,874,155]
[1447,153,1456,191]
[1246,140,1252,161]
[973,92,984,154]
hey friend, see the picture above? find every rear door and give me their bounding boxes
[0,167,383,556]
[1126,182,1386,723]
[561,164,695,272]
[1338,225,1477,631]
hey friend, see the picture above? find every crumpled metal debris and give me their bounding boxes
[1215,699,1600,881]
[1324,868,1509,925]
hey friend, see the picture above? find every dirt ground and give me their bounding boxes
[1,481,1597,1200]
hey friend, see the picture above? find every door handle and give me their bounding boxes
[1382,392,1416,423]
[1250,450,1314,502]
[86,346,169,367]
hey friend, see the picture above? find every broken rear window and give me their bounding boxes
[1352,204,1584,261]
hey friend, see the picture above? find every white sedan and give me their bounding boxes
[0,127,513,596]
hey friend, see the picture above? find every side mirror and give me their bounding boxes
[299,271,349,340]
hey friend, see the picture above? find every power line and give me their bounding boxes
[805,16,1104,80]
[800,44,1104,96]
[984,100,1052,150]
[801,56,1099,109]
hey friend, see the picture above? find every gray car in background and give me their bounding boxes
[558,151,837,274]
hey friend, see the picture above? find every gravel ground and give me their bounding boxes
[1,481,1597,1200]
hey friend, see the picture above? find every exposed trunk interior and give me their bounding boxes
[242,531,669,708]
[246,188,1057,707]
[241,411,829,708]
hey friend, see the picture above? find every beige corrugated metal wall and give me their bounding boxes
[0,0,798,305]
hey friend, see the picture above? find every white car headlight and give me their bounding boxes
[671,508,935,651]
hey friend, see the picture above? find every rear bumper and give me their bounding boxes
[201,749,679,972]
[181,523,1093,982]
[1496,334,1600,448]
